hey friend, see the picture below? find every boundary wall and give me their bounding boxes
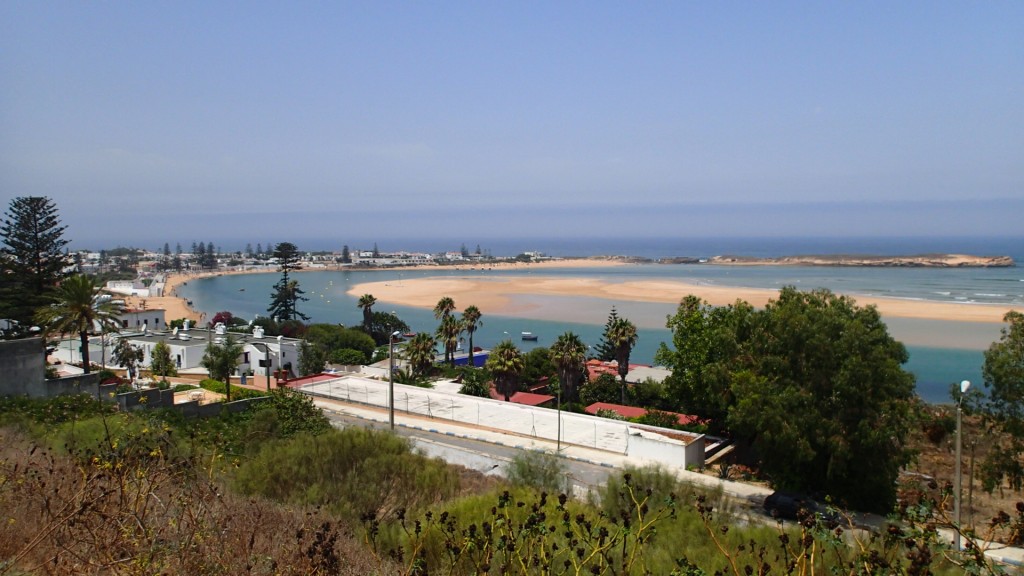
[300,374,705,469]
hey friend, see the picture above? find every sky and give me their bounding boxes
[1,2,1022,251]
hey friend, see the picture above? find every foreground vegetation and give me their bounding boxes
[0,394,1014,575]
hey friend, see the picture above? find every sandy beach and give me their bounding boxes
[348,274,1022,324]
[132,258,624,324]
[144,257,1021,329]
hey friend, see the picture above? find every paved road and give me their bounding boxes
[323,408,616,495]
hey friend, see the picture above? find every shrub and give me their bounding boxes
[199,378,266,400]
[505,450,571,495]
[330,348,368,365]
[232,427,459,521]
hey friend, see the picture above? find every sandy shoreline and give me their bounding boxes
[347,275,1022,324]
[136,259,624,324]
[142,257,1021,327]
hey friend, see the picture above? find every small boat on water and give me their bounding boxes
[521,332,538,341]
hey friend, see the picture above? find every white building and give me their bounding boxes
[111,324,302,379]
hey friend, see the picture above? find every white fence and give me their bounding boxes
[299,375,705,468]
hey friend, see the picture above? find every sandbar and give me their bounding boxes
[348,275,1022,325]
[136,258,624,324]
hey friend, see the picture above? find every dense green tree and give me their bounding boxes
[34,275,122,374]
[486,340,524,402]
[658,287,915,512]
[304,323,376,361]
[594,307,620,362]
[201,335,244,401]
[297,339,328,376]
[462,305,483,367]
[522,347,555,385]
[331,348,368,365]
[149,340,178,378]
[580,373,621,406]
[267,242,308,321]
[979,311,1024,492]
[655,295,756,431]
[357,294,376,332]
[550,332,588,404]
[607,317,638,404]
[0,196,71,332]
[366,311,409,345]
[340,245,351,264]
[404,332,438,378]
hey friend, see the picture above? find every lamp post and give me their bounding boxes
[389,331,400,430]
[955,379,970,551]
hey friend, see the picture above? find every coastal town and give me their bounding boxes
[5,196,1024,573]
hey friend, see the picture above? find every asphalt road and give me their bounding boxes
[324,410,616,495]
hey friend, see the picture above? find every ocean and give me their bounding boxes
[175,236,1023,405]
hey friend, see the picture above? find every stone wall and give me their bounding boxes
[0,337,46,396]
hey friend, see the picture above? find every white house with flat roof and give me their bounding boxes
[108,324,302,379]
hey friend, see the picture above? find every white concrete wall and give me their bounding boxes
[299,375,706,469]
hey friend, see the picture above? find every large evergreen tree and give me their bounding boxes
[267,242,308,321]
[657,287,915,512]
[0,196,71,332]
[594,307,620,362]
[979,311,1024,492]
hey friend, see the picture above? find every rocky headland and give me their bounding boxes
[704,254,1015,267]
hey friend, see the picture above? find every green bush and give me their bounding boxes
[505,450,571,495]
[198,378,265,400]
[232,427,458,520]
[330,347,368,365]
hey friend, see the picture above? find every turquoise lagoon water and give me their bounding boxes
[175,255,1024,405]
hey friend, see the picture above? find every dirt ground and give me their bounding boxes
[905,408,1024,543]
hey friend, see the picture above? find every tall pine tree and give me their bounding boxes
[0,196,70,333]
[594,306,620,361]
[267,242,309,321]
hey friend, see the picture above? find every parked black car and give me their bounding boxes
[763,491,842,527]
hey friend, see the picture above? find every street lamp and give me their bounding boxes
[955,379,970,551]
[389,331,401,430]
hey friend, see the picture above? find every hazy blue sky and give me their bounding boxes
[1,2,1021,250]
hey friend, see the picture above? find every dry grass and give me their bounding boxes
[0,427,396,575]
[903,409,1024,543]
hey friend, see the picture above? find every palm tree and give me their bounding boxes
[433,296,456,321]
[404,332,438,378]
[200,335,244,402]
[436,314,462,367]
[462,305,483,367]
[486,340,524,402]
[550,331,588,404]
[608,318,638,404]
[357,294,376,332]
[35,274,123,374]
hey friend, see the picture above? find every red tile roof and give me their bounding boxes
[584,402,701,426]
[487,385,555,406]
[280,373,340,388]
[585,359,644,381]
